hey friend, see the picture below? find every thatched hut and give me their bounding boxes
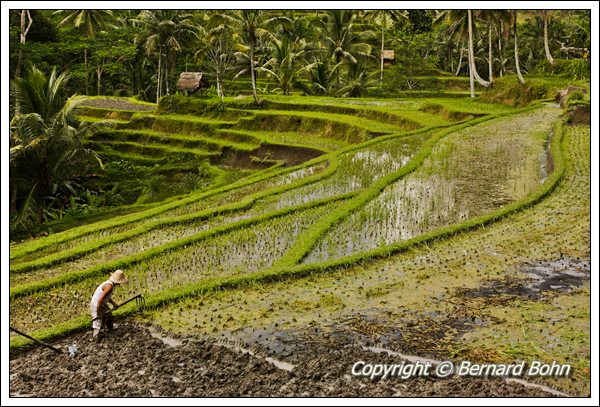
[382,50,395,66]
[382,50,395,61]
[176,72,209,94]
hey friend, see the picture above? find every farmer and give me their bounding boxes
[90,269,127,342]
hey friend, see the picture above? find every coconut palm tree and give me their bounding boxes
[435,10,489,98]
[55,10,113,95]
[258,36,309,95]
[219,10,288,104]
[317,10,375,90]
[196,23,235,101]
[467,10,490,89]
[10,65,103,228]
[538,10,555,65]
[511,10,526,84]
[300,58,342,96]
[479,10,511,83]
[337,57,377,97]
[134,10,200,102]
[433,11,467,76]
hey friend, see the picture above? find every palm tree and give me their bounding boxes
[258,36,309,95]
[318,10,375,90]
[338,57,377,97]
[219,10,283,104]
[197,23,236,101]
[467,10,490,89]
[134,10,200,102]
[364,10,407,85]
[479,10,511,83]
[435,10,489,98]
[433,11,466,76]
[511,10,526,84]
[495,19,510,77]
[300,58,342,96]
[10,66,103,227]
[538,10,555,65]
[56,10,113,95]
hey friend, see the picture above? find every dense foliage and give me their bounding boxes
[10,10,590,100]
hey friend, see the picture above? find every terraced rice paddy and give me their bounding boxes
[304,107,560,262]
[9,95,590,396]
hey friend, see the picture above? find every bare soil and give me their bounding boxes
[10,323,555,397]
[568,105,590,125]
[80,98,155,112]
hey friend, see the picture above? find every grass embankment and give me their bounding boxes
[261,94,509,121]
[90,129,258,152]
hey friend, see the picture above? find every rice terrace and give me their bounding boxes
[6,6,593,400]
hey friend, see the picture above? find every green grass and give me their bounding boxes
[78,95,158,107]
[97,140,219,158]
[75,115,129,124]
[9,191,354,300]
[91,129,258,152]
[216,129,347,153]
[130,112,237,127]
[237,109,406,134]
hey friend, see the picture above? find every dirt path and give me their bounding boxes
[10,323,554,397]
[80,98,155,111]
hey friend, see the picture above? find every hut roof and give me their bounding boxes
[382,50,395,60]
[176,72,208,92]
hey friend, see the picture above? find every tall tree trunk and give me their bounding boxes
[84,48,89,95]
[543,15,555,65]
[380,20,385,86]
[216,75,224,101]
[513,11,526,84]
[488,25,494,83]
[15,10,32,80]
[165,61,170,96]
[156,44,162,102]
[467,10,490,87]
[96,62,102,95]
[498,22,504,77]
[468,56,475,98]
[455,42,464,76]
[250,44,259,104]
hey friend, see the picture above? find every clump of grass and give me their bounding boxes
[479,77,553,107]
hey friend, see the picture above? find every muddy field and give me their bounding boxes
[10,323,559,398]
